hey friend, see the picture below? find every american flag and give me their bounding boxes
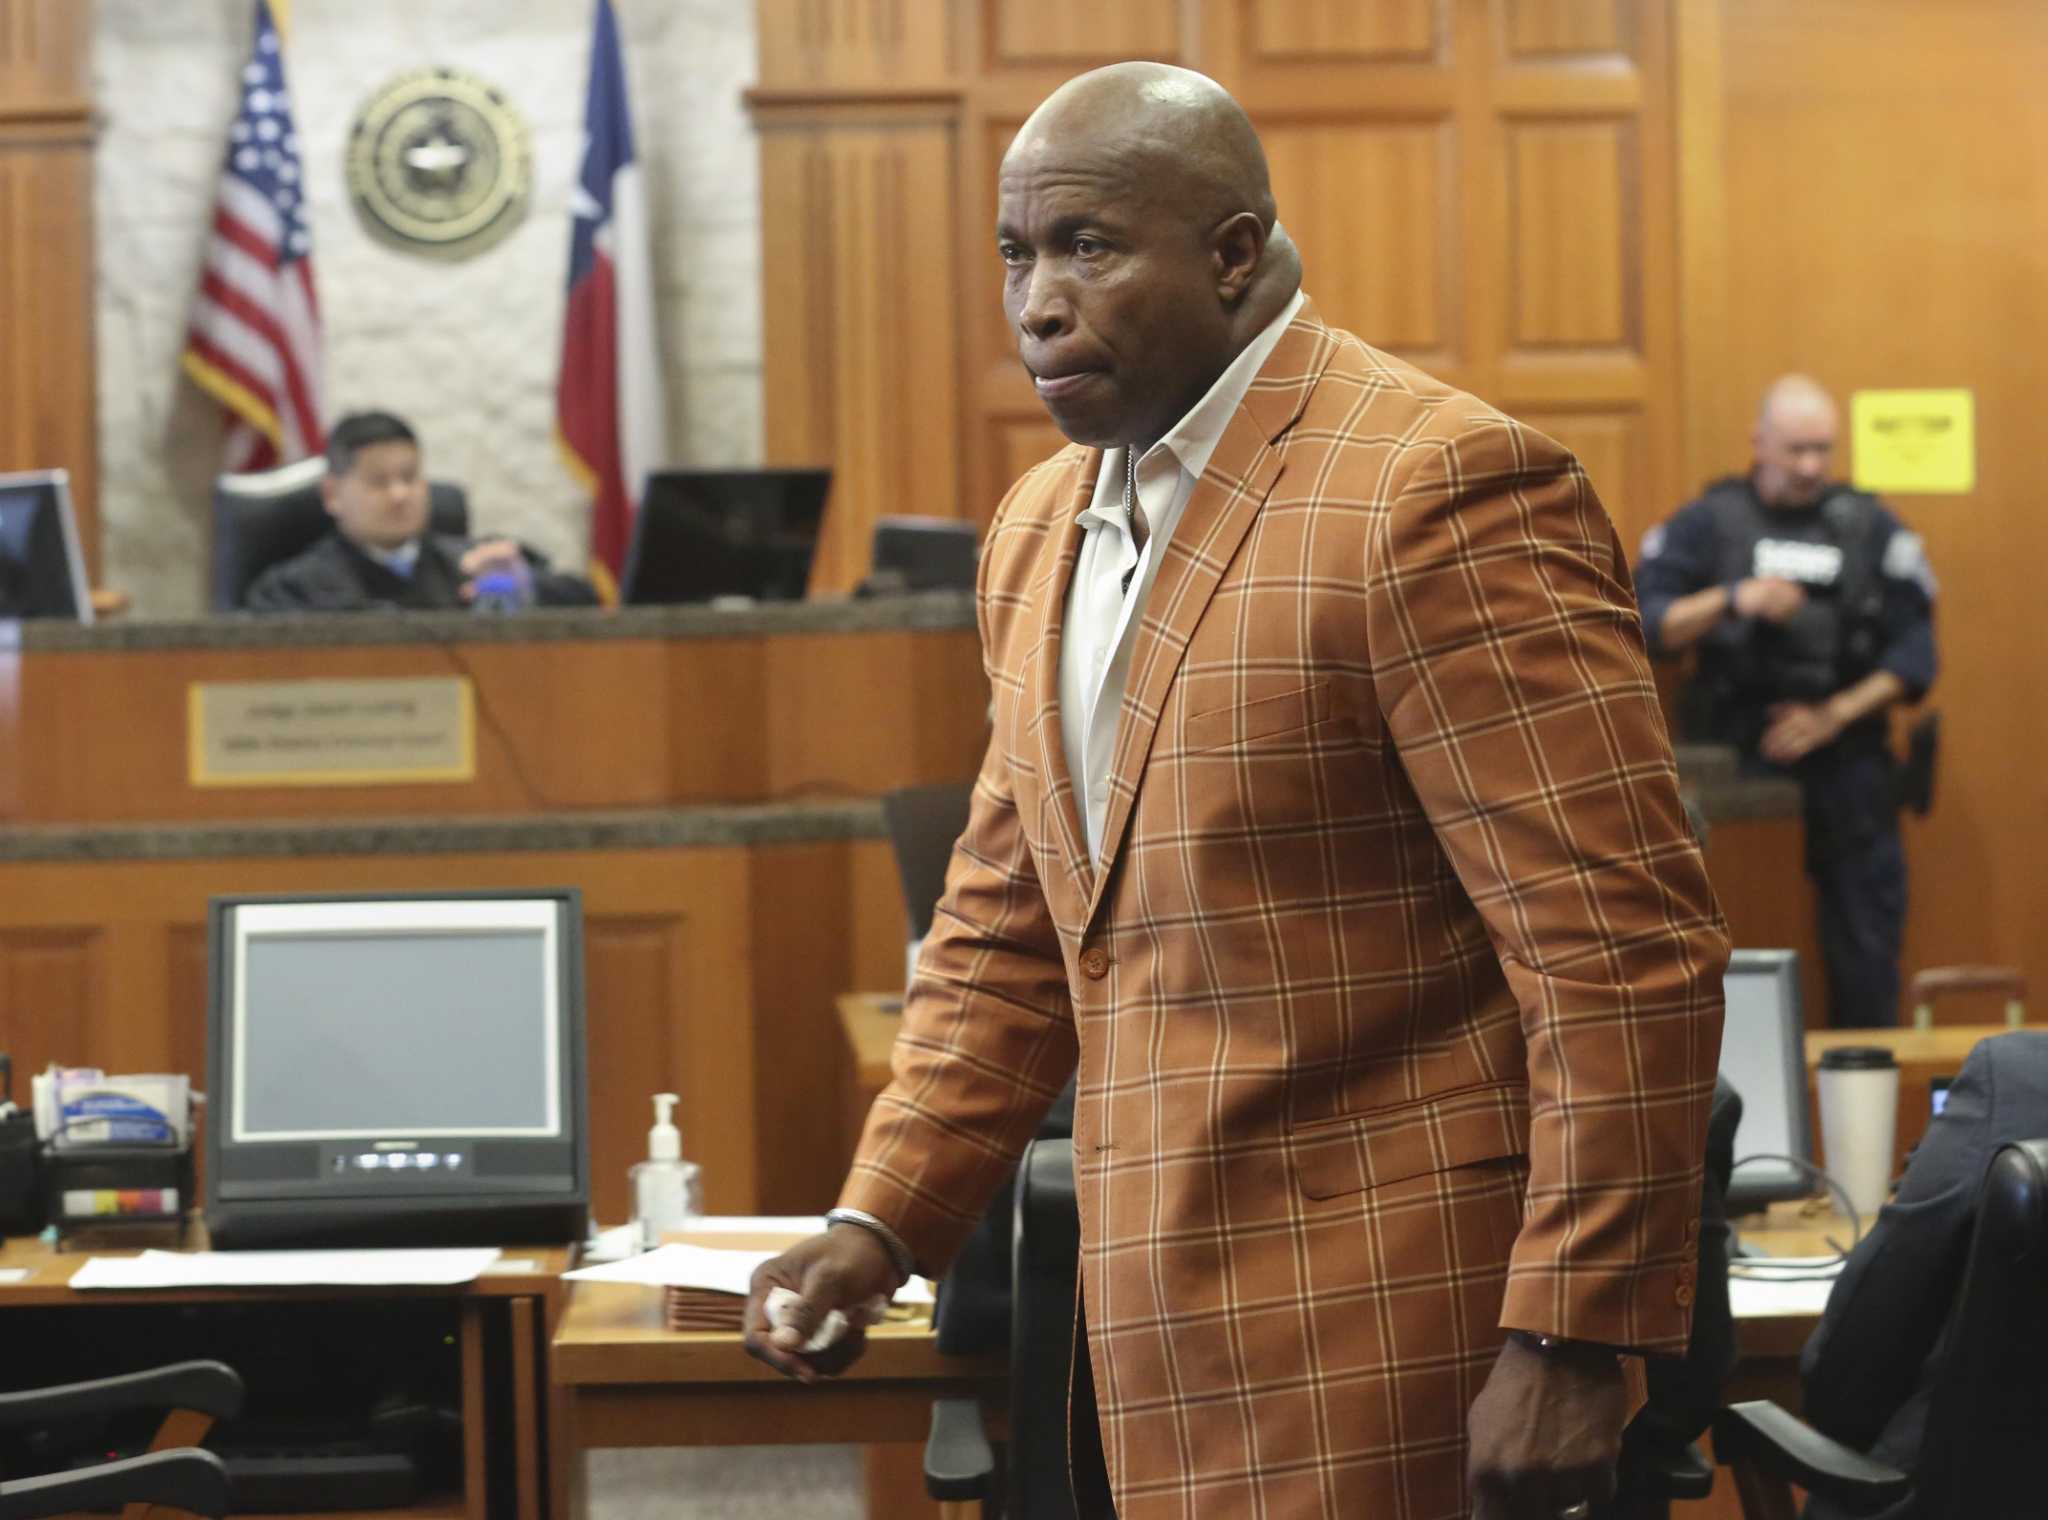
[180,0,323,472]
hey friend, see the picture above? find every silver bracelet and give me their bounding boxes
[824,1207,915,1282]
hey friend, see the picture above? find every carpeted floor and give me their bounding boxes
[587,1445,864,1519]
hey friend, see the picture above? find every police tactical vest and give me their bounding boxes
[1697,476,1888,705]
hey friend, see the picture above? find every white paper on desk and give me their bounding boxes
[1728,1271,1841,1319]
[68,1247,502,1290]
[563,1242,773,1294]
[563,1243,937,1306]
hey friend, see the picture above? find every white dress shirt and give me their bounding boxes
[1058,289,1305,865]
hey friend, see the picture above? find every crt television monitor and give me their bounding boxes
[1717,948,1814,1210]
[621,468,830,605]
[205,890,589,1249]
[0,469,94,622]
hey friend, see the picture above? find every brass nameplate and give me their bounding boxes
[188,677,476,788]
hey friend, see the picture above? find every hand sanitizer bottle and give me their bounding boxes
[629,1092,702,1250]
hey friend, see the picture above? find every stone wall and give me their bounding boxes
[94,0,763,616]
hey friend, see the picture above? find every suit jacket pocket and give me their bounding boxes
[1289,1081,1530,1200]
[1183,680,1330,753]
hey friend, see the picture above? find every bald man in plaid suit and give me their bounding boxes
[748,64,1728,1520]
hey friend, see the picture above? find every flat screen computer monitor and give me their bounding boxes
[871,516,978,593]
[0,469,93,622]
[622,468,831,605]
[1717,948,1813,1210]
[205,890,589,1249]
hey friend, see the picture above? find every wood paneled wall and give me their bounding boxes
[0,0,96,569]
[1678,0,2048,1016]
[754,0,1683,588]
[0,839,911,1225]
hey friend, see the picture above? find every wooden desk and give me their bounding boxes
[0,1232,568,1520]
[550,1282,1005,1520]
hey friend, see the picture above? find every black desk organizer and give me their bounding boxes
[40,1140,194,1234]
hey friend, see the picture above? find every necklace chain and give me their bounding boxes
[1123,448,1138,529]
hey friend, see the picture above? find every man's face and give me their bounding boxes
[997,138,1232,450]
[323,440,429,550]
[1751,399,1838,509]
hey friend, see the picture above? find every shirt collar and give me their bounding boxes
[360,538,422,577]
[1075,287,1306,525]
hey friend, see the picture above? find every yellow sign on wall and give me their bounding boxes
[1850,388,1975,495]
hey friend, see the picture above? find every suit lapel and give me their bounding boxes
[1082,305,1337,926]
[1028,449,1102,907]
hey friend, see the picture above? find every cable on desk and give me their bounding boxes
[1726,1152,1864,1279]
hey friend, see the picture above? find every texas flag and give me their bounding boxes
[556,0,666,601]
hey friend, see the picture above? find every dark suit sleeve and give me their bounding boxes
[517,546,601,607]
[1872,511,1937,700]
[1799,1039,2000,1446]
[1632,498,1722,657]
[242,559,337,613]
[520,549,600,607]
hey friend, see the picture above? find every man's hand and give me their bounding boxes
[1467,1335,1628,1520]
[741,1225,901,1384]
[1731,575,1805,623]
[1760,700,1843,764]
[458,538,529,601]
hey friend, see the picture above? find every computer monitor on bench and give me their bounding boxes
[622,468,830,605]
[1717,948,1814,1211]
[0,469,93,622]
[205,890,589,1249]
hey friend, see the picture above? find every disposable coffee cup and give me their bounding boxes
[1817,1046,1900,1222]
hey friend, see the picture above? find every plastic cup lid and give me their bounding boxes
[1818,1045,1898,1069]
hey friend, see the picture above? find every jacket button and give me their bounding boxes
[1081,947,1109,980]
[1675,1282,1694,1308]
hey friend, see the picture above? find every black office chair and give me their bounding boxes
[926,1135,1080,1520]
[210,458,471,610]
[1714,1137,2048,1519]
[0,1358,242,1519]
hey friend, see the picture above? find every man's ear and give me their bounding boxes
[319,472,342,520]
[1212,211,1267,304]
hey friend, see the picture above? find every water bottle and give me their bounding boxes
[470,563,533,614]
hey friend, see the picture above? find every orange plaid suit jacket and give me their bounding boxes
[842,303,1729,1518]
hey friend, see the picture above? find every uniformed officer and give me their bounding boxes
[1636,374,1937,1028]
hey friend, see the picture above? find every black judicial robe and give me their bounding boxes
[242,532,599,613]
